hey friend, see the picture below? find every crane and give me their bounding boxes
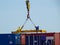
[12,0,46,34]
[20,0,36,30]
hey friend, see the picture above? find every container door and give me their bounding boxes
[33,36,38,45]
[25,35,46,45]
[26,35,33,45]
[26,36,29,45]
[38,36,41,45]
[40,35,46,45]
[30,36,33,45]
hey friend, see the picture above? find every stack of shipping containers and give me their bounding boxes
[0,33,60,45]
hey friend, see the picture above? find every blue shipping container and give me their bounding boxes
[15,34,21,45]
[0,34,20,45]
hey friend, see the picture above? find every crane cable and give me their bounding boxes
[20,0,36,30]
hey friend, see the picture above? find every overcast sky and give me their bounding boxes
[0,0,60,33]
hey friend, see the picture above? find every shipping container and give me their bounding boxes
[21,33,55,45]
[54,33,60,45]
[15,34,21,45]
[0,34,21,45]
[0,34,15,45]
[0,33,60,45]
[20,33,60,45]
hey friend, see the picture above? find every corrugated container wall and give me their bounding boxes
[21,33,55,45]
[55,33,60,45]
[0,34,21,45]
[0,34,15,45]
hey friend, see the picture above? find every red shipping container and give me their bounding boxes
[21,33,55,45]
[54,33,60,45]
